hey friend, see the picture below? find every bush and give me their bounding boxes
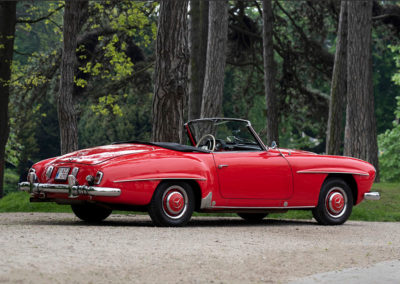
[4,168,19,196]
[378,96,400,182]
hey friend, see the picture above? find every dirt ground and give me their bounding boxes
[0,213,399,283]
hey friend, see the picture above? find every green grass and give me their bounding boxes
[1,183,399,222]
[0,192,72,213]
[350,183,400,222]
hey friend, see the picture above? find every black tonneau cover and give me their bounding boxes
[112,141,210,153]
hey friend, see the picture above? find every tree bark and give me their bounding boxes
[326,0,347,155]
[188,0,208,120]
[200,0,228,118]
[0,1,16,198]
[345,0,379,179]
[58,0,88,155]
[152,0,189,143]
[262,0,278,146]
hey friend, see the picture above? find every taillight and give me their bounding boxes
[94,171,103,185]
[46,166,54,179]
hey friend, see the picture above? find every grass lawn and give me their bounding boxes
[0,183,399,222]
[0,191,72,213]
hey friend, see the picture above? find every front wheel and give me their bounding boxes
[148,182,195,227]
[312,178,353,225]
[71,203,112,223]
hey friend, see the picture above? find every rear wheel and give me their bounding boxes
[237,213,268,222]
[148,182,195,227]
[71,203,112,223]
[312,178,353,225]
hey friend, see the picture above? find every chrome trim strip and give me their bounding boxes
[113,177,207,183]
[18,181,121,197]
[296,170,369,177]
[210,206,315,209]
[364,192,380,201]
[200,192,213,209]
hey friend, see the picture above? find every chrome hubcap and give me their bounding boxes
[162,186,188,219]
[325,187,347,218]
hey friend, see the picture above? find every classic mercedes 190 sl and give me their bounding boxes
[18,118,380,226]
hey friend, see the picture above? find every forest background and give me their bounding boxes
[1,0,400,198]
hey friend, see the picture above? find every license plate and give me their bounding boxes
[55,167,70,181]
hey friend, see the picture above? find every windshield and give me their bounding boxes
[186,119,263,152]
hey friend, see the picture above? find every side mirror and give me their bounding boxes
[271,141,277,149]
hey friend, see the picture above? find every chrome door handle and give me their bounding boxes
[218,164,229,169]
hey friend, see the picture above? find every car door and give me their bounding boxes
[213,151,293,200]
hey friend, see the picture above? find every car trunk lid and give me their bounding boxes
[51,144,154,165]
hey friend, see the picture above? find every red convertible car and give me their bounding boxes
[18,118,380,226]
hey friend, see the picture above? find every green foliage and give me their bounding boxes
[91,94,124,117]
[79,91,152,148]
[378,97,400,182]
[376,45,400,182]
[3,169,19,196]
[6,1,157,168]
[5,122,22,167]
[373,39,399,134]
[78,1,156,87]
[223,66,322,151]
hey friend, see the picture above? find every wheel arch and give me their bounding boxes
[324,174,358,205]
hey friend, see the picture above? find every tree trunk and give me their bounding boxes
[345,0,379,179]
[326,0,347,155]
[152,0,189,143]
[0,1,16,198]
[58,0,88,155]
[200,0,228,118]
[188,0,208,120]
[262,0,278,146]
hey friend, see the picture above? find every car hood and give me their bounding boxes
[51,144,155,165]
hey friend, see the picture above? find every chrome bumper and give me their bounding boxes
[364,192,380,201]
[18,181,121,198]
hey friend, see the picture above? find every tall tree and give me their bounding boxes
[345,0,379,179]
[58,0,88,154]
[152,0,189,142]
[262,0,278,146]
[201,0,228,118]
[326,0,347,155]
[188,0,208,120]
[0,1,17,198]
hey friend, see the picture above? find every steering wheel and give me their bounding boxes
[196,134,216,152]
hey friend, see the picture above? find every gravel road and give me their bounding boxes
[0,213,399,283]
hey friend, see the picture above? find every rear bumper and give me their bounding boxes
[364,192,380,201]
[18,181,121,198]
